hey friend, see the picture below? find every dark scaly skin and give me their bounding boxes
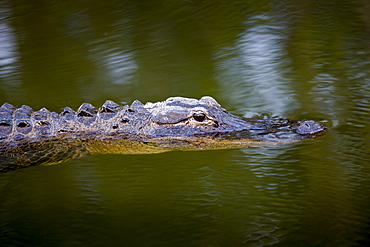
[0,96,327,172]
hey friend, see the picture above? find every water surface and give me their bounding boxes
[1,0,370,246]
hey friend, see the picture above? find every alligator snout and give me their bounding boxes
[297,120,326,135]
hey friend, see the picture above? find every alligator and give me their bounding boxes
[0,96,327,172]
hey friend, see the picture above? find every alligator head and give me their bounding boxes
[110,96,327,149]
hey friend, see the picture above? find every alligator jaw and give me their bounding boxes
[218,119,327,143]
[84,117,328,155]
[143,117,327,149]
[111,119,328,151]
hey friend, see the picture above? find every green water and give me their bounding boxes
[1,0,370,246]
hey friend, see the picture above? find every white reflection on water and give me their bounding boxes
[215,15,299,116]
[64,11,138,100]
[0,23,17,70]
[92,16,139,86]
[0,6,24,98]
[91,47,138,85]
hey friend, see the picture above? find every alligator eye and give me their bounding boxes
[193,113,206,122]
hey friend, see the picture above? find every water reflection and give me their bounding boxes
[0,6,23,100]
[1,0,370,246]
[215,14,297,116]
[235,141,369,246]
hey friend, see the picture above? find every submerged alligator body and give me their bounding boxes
[0,96,327,172]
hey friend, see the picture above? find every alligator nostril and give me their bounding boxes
[297,120,325,135]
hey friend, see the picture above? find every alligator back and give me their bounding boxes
[0,100,130,142]
[0,100,144,172]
